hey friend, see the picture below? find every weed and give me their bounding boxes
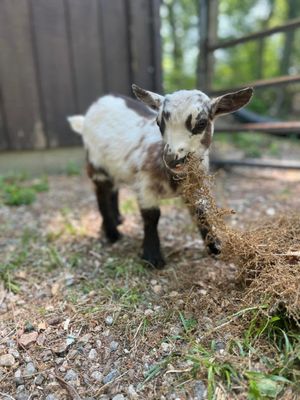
[120,198,137,214]
[66,161,81,176]
[0,174,49,206]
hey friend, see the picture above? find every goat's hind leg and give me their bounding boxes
[94,180,121,243]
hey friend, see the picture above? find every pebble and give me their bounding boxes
[144,309,154,316]
[193,380,207,400]
[15,368,24,385]
[64,369,78,382]
[112,395,125,400]
[88,348,98,360]
[0,353,15,367]
[105,315,114,325]
[152,284,163,295]
[91,370,103,382]
[35,374,44,385]
[102,369,119,384]
[9,348,20,359]
[127,384,138,399]
[25,362,36,376]
[110,341,119,351]
[150,279,157,285]
[161,342,171,353]
[45,395,58,400]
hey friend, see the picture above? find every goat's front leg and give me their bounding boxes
[140,208,165,269]
[195,208,221,255]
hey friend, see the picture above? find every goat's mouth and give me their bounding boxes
[163,145,189,176]
[168,156,188,169]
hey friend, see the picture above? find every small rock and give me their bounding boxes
[266,207,275,216]
[110,341,119,351]
[34,374,44,385]
[9,348,20,359]
[102,369,119,384]
[18,331,38,348]
[64,369,78,382]
[127,384,138,399]
[15,368,24,386]
[152,285,163,295]
[150,279,157,285]
[96,340,102,348]
[105,315,114,325]
[193,380,207,400]
[112,395,124,400]
[88,348,98,360]
[161,342,171,353]
[0,353,15,367]
[144,309,154,316]
[91,371,103,382]
[25,362,36,376]
[45,395,58,400]
[24,321,35,332]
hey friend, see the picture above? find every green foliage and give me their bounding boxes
[66,161,81,176]
[0,174,49,206]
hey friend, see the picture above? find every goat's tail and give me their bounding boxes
[67,115,85,135]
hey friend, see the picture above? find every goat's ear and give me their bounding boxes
[211,87,253,118]
[132,84,164,111]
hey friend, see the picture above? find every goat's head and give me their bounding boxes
[132,84,253,166]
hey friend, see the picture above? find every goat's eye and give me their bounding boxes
[192,119,208,134]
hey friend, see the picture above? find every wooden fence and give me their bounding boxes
[0,0,162,151]
[199,0,300,169]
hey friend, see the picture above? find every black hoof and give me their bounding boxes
[142,252,166,269]
[106,229,122,243]
[207,239,221,256]
[116,215,124,226]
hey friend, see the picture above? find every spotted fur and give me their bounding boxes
[68,85,253,268]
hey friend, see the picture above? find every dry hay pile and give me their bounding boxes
[178,155,300,323]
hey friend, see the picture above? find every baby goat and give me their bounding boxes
[68,85,253,268]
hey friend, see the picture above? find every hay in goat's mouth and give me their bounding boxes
[178,155,300,323]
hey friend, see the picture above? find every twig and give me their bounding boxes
[55,375,82,400]
[94,370,129,396]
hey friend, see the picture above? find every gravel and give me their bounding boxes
[64,369,78,382]
[88,348,98,360]
[105,315,114,325]
[110,340,119,351]
[0,353,15,367]
[102,369,120,384]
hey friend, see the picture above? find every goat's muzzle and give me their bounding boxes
[163,145,189,177]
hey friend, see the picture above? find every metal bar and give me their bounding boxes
[210,74,300,96]
[208,17,300,51]
[215,121,300,134]
[211,158,300,170]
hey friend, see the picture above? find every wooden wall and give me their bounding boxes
[0,0,162,150]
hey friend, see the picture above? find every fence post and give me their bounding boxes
[197,0,218,92]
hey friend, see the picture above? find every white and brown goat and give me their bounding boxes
[68,85,253,268]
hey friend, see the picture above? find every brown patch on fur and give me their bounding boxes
[201,120,213,148]
[142,142,180,193]
[86,153,109,181]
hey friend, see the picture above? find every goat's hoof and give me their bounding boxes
[207,239,221,256]
[106,229,122,243]
[142,253,166,269]
[116,215,124,226]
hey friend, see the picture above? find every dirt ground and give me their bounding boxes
[0,166,300,400]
